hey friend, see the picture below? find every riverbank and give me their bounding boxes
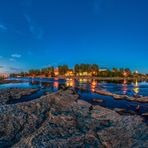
[0,88,148,147]
[11,76,148,81]
[57,76,148,81]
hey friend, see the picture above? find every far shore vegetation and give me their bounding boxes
[9,64,148,79]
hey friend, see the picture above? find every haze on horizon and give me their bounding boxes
[0,0,148,73]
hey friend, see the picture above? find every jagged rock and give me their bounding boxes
[92,98,104,103]
[0,89,147,148]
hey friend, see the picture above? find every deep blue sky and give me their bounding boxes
[0,0,148,73]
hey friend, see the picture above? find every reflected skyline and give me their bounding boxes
[91,80,97,92]
[53,81,59,89]
[66,78,75,87]
[133,79,139,95]
[122,79,128,95]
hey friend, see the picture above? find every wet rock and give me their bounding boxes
[114,95,148,103]
[92,98,104,103]
[142,113,148,117]
[77,86,148,103]
[113,108,126,112]
[94,89,113,96]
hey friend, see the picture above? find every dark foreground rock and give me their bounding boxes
[0,88,38,105]
[0,89,148,148]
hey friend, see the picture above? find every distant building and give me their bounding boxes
[65,69,74,76]
[0,73,9,78]
[54,68,59,76]
[76,72,92,76]
[99,68,108,72]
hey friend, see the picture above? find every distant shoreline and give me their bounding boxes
[12,76,148,81]
[57,76,148,81]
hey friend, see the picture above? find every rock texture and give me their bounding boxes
[77,86,148,103]
[94,89,148,103]
[0,88,38,105]
[0,89,147,148]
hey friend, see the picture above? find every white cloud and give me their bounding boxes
[0,24,7,32]
[9,58,16,61]
[11,53,22,58]
[24,14,44,39]
[9,67,23,72]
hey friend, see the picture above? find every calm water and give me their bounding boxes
[0,77,148,115]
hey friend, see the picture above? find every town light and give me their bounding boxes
[123,71,127,77]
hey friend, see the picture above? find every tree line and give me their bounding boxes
[10,64,146,78]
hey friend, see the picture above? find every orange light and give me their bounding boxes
[54,81,59,88]
[91,80,97,92]
[133,79,139,94]
[123,71,127,77]
[66,79,75,87]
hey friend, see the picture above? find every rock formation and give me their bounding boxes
[0,89,147,147]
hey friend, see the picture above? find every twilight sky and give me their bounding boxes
[0,0,148,73]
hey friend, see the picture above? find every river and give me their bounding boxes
[1,77,148,116]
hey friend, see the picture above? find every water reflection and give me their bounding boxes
[133,79,139,95]
[66,78,75,87]
[91,80,97,92]
[6,77,148,97]
[78,78,91,83]
[122,79,128,95]
[54,81,59,89]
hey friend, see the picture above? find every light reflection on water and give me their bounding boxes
[2,77,148,97]
[133,79,139,95]
[122,79,128,95]
[0,77,148,116]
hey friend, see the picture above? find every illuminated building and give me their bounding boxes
[65,70,74,76]
[123,71,127,77]
[54,68,59,76]
[99,68,108,72]
[0,73,9,78]
[76,72,93,76]
[135,71,138,74]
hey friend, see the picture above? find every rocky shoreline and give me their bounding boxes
[95,89,148,103]
[0,88,148,147]
[77,86,148,103]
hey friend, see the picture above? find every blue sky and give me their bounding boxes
[0,0,148,73]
